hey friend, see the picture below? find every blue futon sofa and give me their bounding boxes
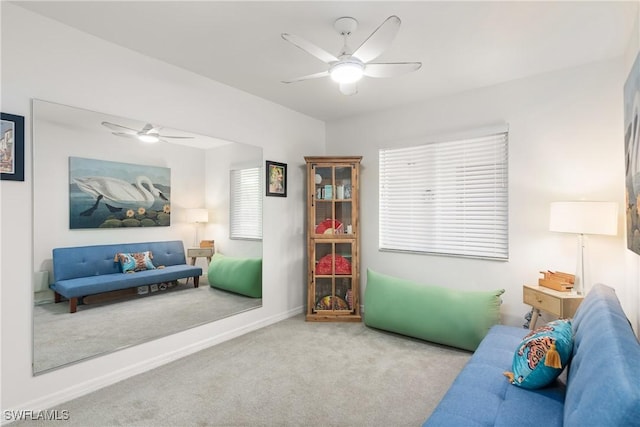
[424,284,640,426]
[52,240,202,313]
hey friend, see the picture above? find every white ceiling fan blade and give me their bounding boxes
[101,121,138,134]
[339,82,358,96]
[141,125,193,139]
[282,71,330,84]
[157,135,194,139]
[112,132,139,139]
[364,62,422,78]
[351,15,401,63]
[282,33,339,64]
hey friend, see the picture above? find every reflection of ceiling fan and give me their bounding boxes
[281,15,421,95]
[101,121,194,144]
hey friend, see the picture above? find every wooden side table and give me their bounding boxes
[523,284,584,330]
[187,247,214,266]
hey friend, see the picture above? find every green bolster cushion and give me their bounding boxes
[207,253,262,298]
[364,269,504,351]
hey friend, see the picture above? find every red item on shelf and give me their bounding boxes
[316,254,352,275]
[315,219,343,234]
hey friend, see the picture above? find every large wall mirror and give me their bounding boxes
[32,99,263,374]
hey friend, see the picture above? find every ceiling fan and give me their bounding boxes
[281,15,421,95]
[101,121,194,144]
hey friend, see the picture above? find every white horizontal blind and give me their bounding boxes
[379,132,508,260]
[230,167,263,240]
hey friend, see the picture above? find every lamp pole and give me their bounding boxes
[574,233,586,295]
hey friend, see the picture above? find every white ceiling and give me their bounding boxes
[14,1,638,122]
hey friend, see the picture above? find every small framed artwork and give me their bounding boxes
[1,112,25,181]
[266,160,287,197]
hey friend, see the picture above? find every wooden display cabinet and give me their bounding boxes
[304,156,362,321]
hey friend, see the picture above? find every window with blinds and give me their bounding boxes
[230,167,263,240]
[379,131,508,260]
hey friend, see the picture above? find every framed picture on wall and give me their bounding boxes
[69,157,171,229]
[624,52,640,255]
[266,160,287,197]
[0,112,25,181]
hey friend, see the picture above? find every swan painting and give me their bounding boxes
[74,175,168,216]
[69,157,171,229]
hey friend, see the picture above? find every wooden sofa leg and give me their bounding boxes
[54,292,61,303]
[193,276,199,288]
[69,297,78,313]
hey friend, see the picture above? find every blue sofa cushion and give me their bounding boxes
[424,325,565,427]
[563,284,640,426]
[115,251,156,273]
[507,319,573,390]
[52,264,201,298]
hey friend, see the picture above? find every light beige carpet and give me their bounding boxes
[33,282,262,373]
[16,315,471,427]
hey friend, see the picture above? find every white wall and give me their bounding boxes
[326,58,630,329]
[1,4,324,413]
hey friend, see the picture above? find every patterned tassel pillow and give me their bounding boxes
[504,319,573,389]
[114,251,156,273]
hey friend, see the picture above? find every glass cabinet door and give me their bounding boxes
[311,241,356,314]
[305,156,361,321]
[311,164,356,237]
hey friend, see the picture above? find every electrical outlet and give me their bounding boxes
[137,285,149,295]
[150,284,158,292]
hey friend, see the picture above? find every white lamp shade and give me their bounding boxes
[186,208,209,223]
[549,201,618,236]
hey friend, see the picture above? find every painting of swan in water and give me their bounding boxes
[69,157,170,229]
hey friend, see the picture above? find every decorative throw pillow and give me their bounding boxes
[114,251,156,273]
[504,319,573,389]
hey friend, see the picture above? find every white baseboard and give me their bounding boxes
[3,306,304,424]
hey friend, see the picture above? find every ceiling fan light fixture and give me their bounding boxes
[330,61,364,84]
[282,15,419,94]
[137,134,160,143]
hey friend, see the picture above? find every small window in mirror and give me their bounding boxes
[230,167,263,240]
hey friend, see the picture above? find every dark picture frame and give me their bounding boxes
[1,112,25,181]
[266,160,287,197]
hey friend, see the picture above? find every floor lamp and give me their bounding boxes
[549,201,618,295]
[186,208,209,247]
